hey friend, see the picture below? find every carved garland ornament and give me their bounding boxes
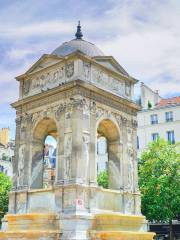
[19,96,137,133]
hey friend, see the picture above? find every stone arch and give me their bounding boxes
[30,117,58,189]
[96,118,122,190]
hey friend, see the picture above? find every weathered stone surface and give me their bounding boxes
[0,35,154,239]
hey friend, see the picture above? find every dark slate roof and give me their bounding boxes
[52,39,104,57]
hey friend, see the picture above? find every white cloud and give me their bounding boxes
[0,0,180,133]
[94,0,180,96]
[7,49,34,60]
[0,20,73,39]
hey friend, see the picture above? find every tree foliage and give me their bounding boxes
[148,101,152,109]
[97,170,108,189]
[139,139,180,223]
[0,172,12,223]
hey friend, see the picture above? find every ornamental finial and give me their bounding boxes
[75,21,83,39]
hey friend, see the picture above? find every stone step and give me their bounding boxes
[90,230,155,240]
[92,213,148,232]
[0,230,61,240]
[4,213,60,231]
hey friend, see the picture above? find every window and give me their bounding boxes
[152,133,159,142]
[167,131,175,144]
[0,165,4,172]
[150,114,158,124]
[165,111,173,122]
[137,136,139,149]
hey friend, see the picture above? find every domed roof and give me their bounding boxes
[52,22,104,57]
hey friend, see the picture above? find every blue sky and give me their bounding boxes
[0,0,180,139]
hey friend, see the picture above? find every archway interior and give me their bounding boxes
[31,118,58,189]
[97,136,108,175]
[43,135,57,188]
[97,119,120,189]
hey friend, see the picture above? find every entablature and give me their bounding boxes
[11,80,140,117]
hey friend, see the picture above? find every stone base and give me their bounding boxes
[90,231,155,240]
[0,212,155,240]
[0,213,61,240]
[89,213,155,240]
[0,230,60,240]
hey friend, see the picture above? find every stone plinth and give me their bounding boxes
[0,212,155,240]
[0,213,60,240]
[90,213,155,239]
[90,231,155,240]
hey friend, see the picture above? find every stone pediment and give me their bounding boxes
[93,56,129,76]
[16,52,135,101]
[26,54,63,75]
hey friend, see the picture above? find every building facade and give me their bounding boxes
[137,83,180,157]
[0,128,10,146]
[0,128,14,177]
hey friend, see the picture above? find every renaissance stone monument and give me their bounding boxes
[0,22,155,239]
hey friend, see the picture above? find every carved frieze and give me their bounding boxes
[91,66,125,97]
[21,85,137,116]
[22,63,67,97]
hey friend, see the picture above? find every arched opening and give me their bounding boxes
[43,135,57,188]
[31,118,58,189]
[97,136,108,174]
[96,119,121,190]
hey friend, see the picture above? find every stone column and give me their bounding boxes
[22,115,32,189]
[55,110,65,185]
[71,98,83,183]
[12,116,21,190]
[122,117,128,192]
[30,138,44,189]
[89,102,97,185]
[132,120,139,193]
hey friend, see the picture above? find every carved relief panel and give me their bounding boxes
[21,61,75,98]
[91,65,125,97]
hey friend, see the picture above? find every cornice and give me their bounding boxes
[11,80,140,113]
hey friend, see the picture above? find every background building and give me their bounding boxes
[137,83,180,157]
[43,143,56,188]
[0,127,10,146]
[0,128,14,177]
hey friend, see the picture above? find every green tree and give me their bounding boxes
[138,139,180,240]
[97,170,108,189]
[0,172,12,225]
[148,101,152,109]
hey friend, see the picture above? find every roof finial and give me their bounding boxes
[75,21,83,39]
